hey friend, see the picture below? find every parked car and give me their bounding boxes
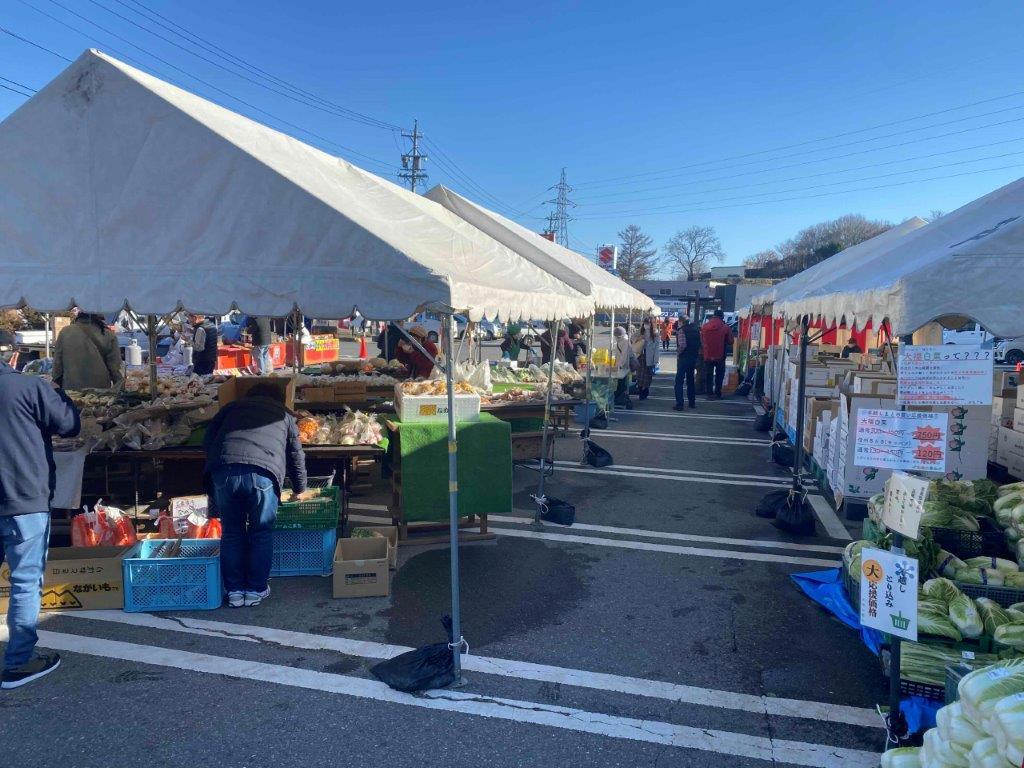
[942,321,995,347]
[995,338,1024,365]
[409,312,470,342]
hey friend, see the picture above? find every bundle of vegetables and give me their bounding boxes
[900,641,998,686]
[959,658,1024,738]
[929,478,998,516]
[337,410,383,446]
[920,499,981,532]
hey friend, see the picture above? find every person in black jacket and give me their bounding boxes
[204,384,309,608]
[245,316,274,374]
[190,314,219,376]
[673,316,701,411]
[0,360,80,689]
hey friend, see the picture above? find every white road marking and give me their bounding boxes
[645,394,753,407]
[492,527,839,568]
[551,463,790,489]
[599,431,768,447]
[615,410,751,422]
[552,460,786,483]
[808,494,853,541]
[17,630,877,767]
[487,515,846,554]
[46,615,878,729]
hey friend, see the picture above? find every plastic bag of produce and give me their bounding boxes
[958,658,1024,729]
[924,577,963,604]
[993,623,1024,651]
[370,616,457,692]
[964,556,1020,573]
[936,550,967,578]
[955,567,1005,586]
[976,598,1013,636]
[949,593,984,638]
[880,746,920,768]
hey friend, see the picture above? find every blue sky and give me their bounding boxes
[3,1,1024,272]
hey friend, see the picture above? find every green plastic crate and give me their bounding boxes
[274,485,340,530]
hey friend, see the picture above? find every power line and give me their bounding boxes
[575,89,1024,189]
[574,163,1024,220]
[420,136,524,218]
[578,138,1024,208]
[0,24,72,61]
[573,113,1024,204]
[80,0,404,131]
[0,74,38,94]
[16,0,395,169]
[0,81,34,98]
[115,0,405,131]
[397,119,428,192]
[578,149,1024,217]
[544,169,575,246]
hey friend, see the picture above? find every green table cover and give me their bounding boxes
[391,412,512,522]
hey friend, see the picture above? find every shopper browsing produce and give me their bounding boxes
[612,326,636,408]
[700,310,733,400]
[245,315,274,374]
[189,313,219,376]
[634,318,659,401]
[0,360,80,689]
[52,311,123,391]
[204,384,310,608]
[396,325,438,379]
[674,315,700,411]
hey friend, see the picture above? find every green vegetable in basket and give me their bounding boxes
[1011,602,1024,612]
[956,567,1005,586]
[958,657,1024,729]
[995,491,1024,513]
[1009,609,1024,622]
[921,500,981,531]
[880,746,921,768]
[995,623,1024,650]
[902,529,940,579]
[1007,526,1022,544]
[902,642,998,687]
[923,577,962,604]
[936,701,984,755]
[935,550,966,579]
[918,604,963,642]
[971,479,999,506]
[977,597,1013,636]
[949,592,984,638]
[964,556,1021,573]
[998,482,1024,497]
[1005,572,1024,588]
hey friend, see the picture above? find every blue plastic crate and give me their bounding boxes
[270,528,336,577]
[122,539,222,613]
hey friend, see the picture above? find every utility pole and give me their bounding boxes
[398,119,428,193]
[544,168,575,246]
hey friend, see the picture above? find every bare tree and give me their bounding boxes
[616,224,660,280]
[665,225,725,280]
[743,249,777,269]
[929,209,945,221]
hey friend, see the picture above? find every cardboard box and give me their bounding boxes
[332,537,390,598]
[998,426,1024,462]
[1005,452,1024,479]
[350,525,398,569]
[218,375,296,410]
[0,546,129,612]
[994,371,1021,395]
[804,398,839,453]
[994,396,1017,420]
[1013,409,1024,433]
[1017,386,1024,409]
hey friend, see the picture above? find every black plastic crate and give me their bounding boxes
[958,580,1024,609]
[899,678,945,702]
[931,516,1008,559]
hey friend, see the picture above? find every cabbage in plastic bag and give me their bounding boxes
[955,567,1005,586]
[964,556,1020,573]
[936,550,967,578]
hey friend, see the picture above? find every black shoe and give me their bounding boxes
[672,404,685,411]
[1,652,61,689]
[689,402,696,409]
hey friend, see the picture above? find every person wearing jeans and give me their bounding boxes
[204,383,308,608]
[699,310,733,400]
[673,317,700,411]
[0,360,80,689]
[245,316,274,375]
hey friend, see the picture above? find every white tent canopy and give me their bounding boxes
[425,185,658,314]
[0,50,593,322]
[745,217,928,315]
[776,176,1024,339]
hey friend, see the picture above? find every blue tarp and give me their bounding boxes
[791,568,940,732]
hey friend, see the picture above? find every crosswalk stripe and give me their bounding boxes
[552,459,785,483]
[550,463,790,489]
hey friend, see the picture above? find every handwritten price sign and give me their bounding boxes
[854,408,948,472]
[898,345,993,406]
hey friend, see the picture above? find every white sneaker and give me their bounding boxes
[244,587,270,607]
[226,591,244,608]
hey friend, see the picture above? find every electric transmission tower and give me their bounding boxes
[398,119,428,192]
[544,168,575,246]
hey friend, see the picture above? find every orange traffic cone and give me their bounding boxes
[358,335,368,359]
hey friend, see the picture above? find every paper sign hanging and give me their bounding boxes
[859,547,918,641]
[897,345,994,406]
[881,471,930,540]
[854,408,948,472]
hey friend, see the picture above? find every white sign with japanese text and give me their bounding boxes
[854,409,948,472]
[859,547,918,641]
[882,471,930,540]
[897,345,994,406]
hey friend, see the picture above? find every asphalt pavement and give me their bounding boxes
[0,366,888,768]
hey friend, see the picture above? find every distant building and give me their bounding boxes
[627,280,714,317]
[709,265,746,280]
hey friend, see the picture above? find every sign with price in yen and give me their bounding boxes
[859,547,919,641]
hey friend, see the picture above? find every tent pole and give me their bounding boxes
[606,309,616,418]
[791,315,810,491]
[582,315,595,431]
[291,310,301,375]
[533,320,560,523]
[44,313,51,359]
[147,314,158,403]
[442,312,464,681]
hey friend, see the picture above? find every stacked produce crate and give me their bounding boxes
[992,371,1024,479]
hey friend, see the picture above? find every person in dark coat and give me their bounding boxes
[699,310,733,400]
[204,384,309,608]
[245,316,274,374]
[674,316,701,410]
[376,321,402,362]
[0,360,80,688]
[840,337,862,359]
[190,314,219,376]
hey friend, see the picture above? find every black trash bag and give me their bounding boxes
[734,381,752,398]
[371,616,457,692]
[753,409,773,432]
[755,489,787,518]
[771,442,795,469]
[771,489,815,536]
[589,411,609,430]
[536,495,576,526]
[583,437,614,468]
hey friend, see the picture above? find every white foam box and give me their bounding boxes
[997,426,1024,462]
[994,371,1021,395]
[1005,452,1024,479]
[395,386,480,423]
[1017,386,1024,409]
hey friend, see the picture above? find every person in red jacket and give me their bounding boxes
[699,310,733,400]
[396,325,439,379]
